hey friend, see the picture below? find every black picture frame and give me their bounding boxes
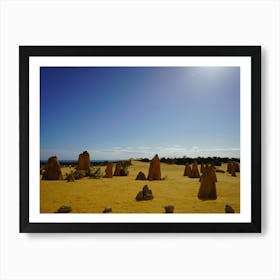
[19,46,261,233]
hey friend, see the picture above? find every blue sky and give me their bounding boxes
[40,66,240,160]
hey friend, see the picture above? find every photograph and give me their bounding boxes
[40,66,241,215]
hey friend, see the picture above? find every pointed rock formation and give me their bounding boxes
[199,164,216,182]
[104,163,113,178]
[77,151,90,170]
[42,156,63,180]
[200,163,205,174]
[147,154,161,180]
[184,163,191,176]
[225,204,235,213]
[211,165,217,182]
[198,165,217,200]
[233,162,240,172]
[189,160,200,178]
[227,160,233,173]
[113,162,121,176]
[136,171,146,180]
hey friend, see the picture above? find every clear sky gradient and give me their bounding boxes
[40,66,240,160]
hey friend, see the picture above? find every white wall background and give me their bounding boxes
[0,0,279,279]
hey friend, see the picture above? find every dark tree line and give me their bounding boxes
[138,156,240,166]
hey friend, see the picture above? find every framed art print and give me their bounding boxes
[19,46,261,233]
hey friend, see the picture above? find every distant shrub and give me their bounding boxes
[140,158,150,162]
[120,166,129,176]
[212,159,222,166]
[65,172,75,182]
[72,170,86,179]
[89,168,103,179]
[86,168,91,177]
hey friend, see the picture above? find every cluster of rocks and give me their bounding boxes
[41,151,134,180]
[42,151,91,181]
[134,154,162,181]
[227,160,240,177]
[113,161,129,176]
[184,160,200,178]
[104,160,132,177]
[198,164,217,200]
[190,161,200,178]
[55,205,114,213]
[136,185,154,201]
[43,153,238,214]
[41,153,163,182]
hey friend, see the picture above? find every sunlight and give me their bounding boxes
[196,67,227,78]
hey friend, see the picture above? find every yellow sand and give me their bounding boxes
[40,161,240,213]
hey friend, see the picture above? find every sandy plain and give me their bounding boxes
[40,160,240,213]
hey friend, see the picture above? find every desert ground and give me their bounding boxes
[40,160,240,214]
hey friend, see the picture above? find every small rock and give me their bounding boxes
[104,163,113,178]
[216,169,225,173]
[164,205,174,213]
[55,205,72,213]
[225,204,235,213]
[103,206,112,213]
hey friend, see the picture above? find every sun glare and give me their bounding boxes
[195,67,232,80]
